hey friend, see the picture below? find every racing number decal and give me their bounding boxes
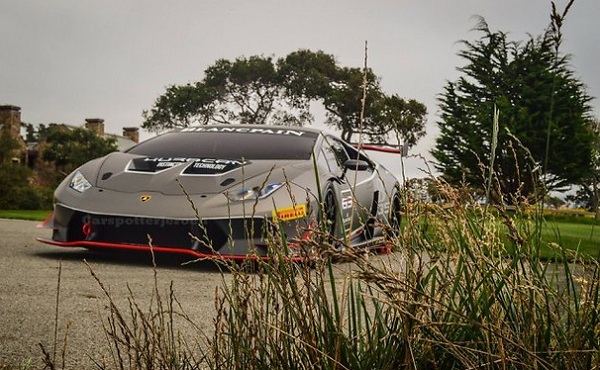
[340,190,353,223]
[341,194,353,210]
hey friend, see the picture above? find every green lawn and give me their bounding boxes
[491,215,599,261]
[539,218,600,259]
[0,210,51,221]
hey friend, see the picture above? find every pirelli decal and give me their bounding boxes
[272,204,307,222]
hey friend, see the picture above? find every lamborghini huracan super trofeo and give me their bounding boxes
[38,125,402,260]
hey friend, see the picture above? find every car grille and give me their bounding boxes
[64,210,269,252]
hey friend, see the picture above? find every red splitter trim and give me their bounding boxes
[35,237,306,262]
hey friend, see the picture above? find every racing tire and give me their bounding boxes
[388,190,403,239]
[322,185,340,248]
[363,191,379,241]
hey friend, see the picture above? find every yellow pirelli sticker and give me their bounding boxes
[272,204,307,221]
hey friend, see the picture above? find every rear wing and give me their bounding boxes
[352,142,408,156]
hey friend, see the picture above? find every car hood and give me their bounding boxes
[90,152,308,195]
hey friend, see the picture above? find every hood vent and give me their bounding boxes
[220,178,236,187]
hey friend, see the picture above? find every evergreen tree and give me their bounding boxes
[432,16,595,204]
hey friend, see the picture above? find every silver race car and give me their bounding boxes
[38,125,402,261]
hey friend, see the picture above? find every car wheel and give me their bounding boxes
[363,191,379,241]
[388,190,402,238]
[322,185,339,246]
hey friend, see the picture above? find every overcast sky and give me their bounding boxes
[1,0,598,177]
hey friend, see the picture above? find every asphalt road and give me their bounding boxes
[0,218,229,369]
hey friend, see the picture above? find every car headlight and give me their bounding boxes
[69,171,92,193]
[226,183,283,202]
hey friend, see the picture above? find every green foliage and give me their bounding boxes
[0,131,20,163]
[143,55,311,132]
[23,122,37,143]
[141,83,217,131]
[324,65,382,142]
[432,16,596,205]
[0,124,83,208]
[142,49,427,146]
[0,132,52,210]
[315,65,427,144]
[277,49,338,106]
[568,119,600,216]
[0,162,32,209]
[376,95,427,146]
[37,124,117,184]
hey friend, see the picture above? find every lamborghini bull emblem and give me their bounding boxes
[140,195,152,203]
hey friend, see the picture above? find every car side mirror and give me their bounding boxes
[343,159,371,172]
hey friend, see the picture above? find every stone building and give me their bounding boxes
[0,105,140,165]
[0,105,27,163]
[82,118,139,151]
[1,104,142,190]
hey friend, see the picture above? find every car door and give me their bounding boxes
[321,136,375,236]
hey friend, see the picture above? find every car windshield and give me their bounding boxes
[126,127,319,160]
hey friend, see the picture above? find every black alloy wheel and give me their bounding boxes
[322,185,341,248]
[389,191,402,237]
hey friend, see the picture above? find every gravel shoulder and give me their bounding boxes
[0,218,227,369]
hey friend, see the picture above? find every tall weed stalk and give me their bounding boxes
[71,148,599,369]
[208,180,599,369]
[84,246,206,370]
